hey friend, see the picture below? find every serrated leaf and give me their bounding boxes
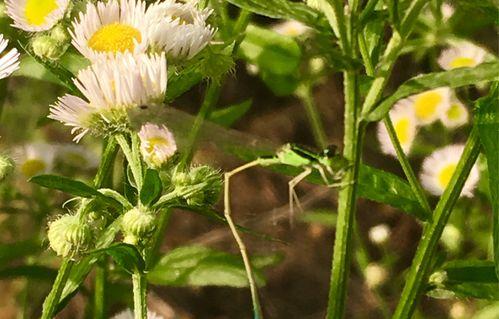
[140,169,162,206]
[239,25,302,75]
[475,85,499,279]
[91,243,145,274]
[209,99,252,127]
[364,61,499,121]
[30,174,102,198]
[226,0,324,27]
[148,246,278,287]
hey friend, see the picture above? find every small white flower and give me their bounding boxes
[272,20,310,37]
[441,3,455,21]
[139,123,177,168]
[49,53,167,141]
[438,42,489,70]
[14,143,57,177]
[56,144,99,169]
[440,224,461,253]
[0,34,20,79]
[364,263,387,289]
[377,100,418,156]
[410,87,452,125]
[5,0,69,32]
[368,224,391,245]
[440,98,469,129]
[420,145,479,197]
[146,0,215,59]
[112,309,164,319]
[70,0,149,60]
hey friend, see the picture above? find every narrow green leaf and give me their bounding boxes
[444,260,498,284]
[475,84,499,278]
[365,62,499,121]
[91,243,145,274]
[226,0,324,27]
[209,99,252,127]
[140,169,162,206]
[239,25,302,75]
[30,174,102,198]
[148,246,278,287]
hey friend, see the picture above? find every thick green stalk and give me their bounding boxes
[393,128,481,318]
[132,271,147,319]
[296,84,328,149]
[93,265,106,319]
[326,71,363,319]
[383,117,432,216]
[41,259,73,319]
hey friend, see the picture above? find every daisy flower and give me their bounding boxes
[272,20,310,37]
[146,0,215,60]
[138,123,177,168]
[14,143,57,177]
[377,101,418,156]
[409,87,452,125]
[112,309,164,319]
[49,53,167,142]
[440,98,469,129]
[70,0,149,60]
[420,145,479,197]
[0,34,20,79]
[5,0,69,32]
[438,42,488,70]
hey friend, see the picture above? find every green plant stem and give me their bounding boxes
[132,270,147,319]
[383,117,432,217]
[41,259,73,319]
[93,264,106,319]
[326,71,363,319]
[116,134,143,190]
[393,128,481,319]
[145,209,172,266]
[94,137,118,188]
[296,84,328,149]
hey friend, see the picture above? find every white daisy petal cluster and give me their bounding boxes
[112,309,164,319]
[0,34,20,79]
[420,145,479,197]
[138,123,177,168]
[6,0,69,32]
[70,0,215,62]
[377,87,470,157]
[49,53,167,142]
[272,20,310,37]
[146,0,216,60]
[14,143,57,177]
[438,42,489,70]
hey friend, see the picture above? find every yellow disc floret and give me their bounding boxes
[438,163,457,189]
[414,91,442,121]
[88,23,141,53]
[446,104,462,120]
[25,0,58,26]
[394,118,411,144]
[450,57,475,69]
[21,159,46,177]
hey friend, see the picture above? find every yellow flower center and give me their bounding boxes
[438,163,457,189]
[146,137,170,154]
[21,159,47,177]
[446,104,462,120]
[88,23,141,53]
[414,91,442,120]
[25,0,58,26]
[394,118,411,144]
[450,57,475,69]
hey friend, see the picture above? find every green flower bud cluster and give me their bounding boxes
[31,25,70,61]
[121,207,156,245]
[47,214,92,258]
[0,154,14,182]
[172,165,222,207]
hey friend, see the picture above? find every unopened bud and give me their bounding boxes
[50,25,70,44]
[121,207,156,244]
[48,214,92,258]
[364,263,387,289]
[440,224,461,253]
[32,35,62,60]
[429,270,447,286]
[0,154,14,182]
[368,224,391,245]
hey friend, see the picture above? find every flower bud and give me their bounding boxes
[440,224,461,253]
[48,214,92,258]
[50,25,70,44]
[31,35,62,61]
[0,154,14,182]
[364,263,387,289]
[429,270,447,286]
[173,165,222,206]
[368,224,391,245]
[121,207,156,244]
